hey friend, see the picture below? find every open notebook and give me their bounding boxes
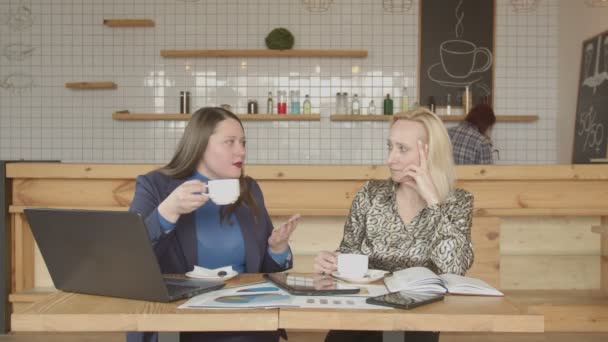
[384,267,503,296]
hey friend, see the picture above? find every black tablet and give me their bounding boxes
[263,273,360,296]
[366,291,444,310]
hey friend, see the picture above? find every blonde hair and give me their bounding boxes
[391,107,456,202]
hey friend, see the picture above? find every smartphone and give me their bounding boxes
[366,291,444,310]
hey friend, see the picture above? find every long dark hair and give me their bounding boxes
[465,104,496,135]
[160,107,258,223]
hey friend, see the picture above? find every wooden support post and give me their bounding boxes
[22,218,34,290]
[13,214,23,293]
[601,217,608,290]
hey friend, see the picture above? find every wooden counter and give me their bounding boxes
[7,163,608,217]
[4,163,608,333]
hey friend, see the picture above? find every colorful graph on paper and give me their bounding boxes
[214,293,290,304]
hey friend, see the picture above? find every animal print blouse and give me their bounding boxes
[337,180,474,275]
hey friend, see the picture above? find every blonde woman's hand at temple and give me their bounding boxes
[402,140,440,206]
[268,214,300,254]
[313,250,338,274]
[158,180,210,223]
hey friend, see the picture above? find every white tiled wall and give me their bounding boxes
[0,0,558,164]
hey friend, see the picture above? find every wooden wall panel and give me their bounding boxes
[12,178,608,214]
[282,217,345,255]
[601,216,608,290]
[11,179,135,207]
[469,217,500,287]
[460,181,608,210]
[258,181,362,211]
[7,163,608,181]
[501,256,600,290]
[501,217,600,255]
[6,164,608,297]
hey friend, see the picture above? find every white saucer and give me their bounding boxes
[426,63,484,88]
[331,270,388,284]
[185,270,238,281]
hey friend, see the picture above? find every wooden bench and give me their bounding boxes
[4,163,608,335]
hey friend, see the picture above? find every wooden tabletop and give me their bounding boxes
[280,295,544,333]
[11,274,277,332]
[11,274,544,333]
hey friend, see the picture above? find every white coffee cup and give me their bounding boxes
[337,253,368,278]
[207,179,239,205]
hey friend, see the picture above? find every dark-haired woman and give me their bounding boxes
[448,104,496,164]
[127,107,299,342]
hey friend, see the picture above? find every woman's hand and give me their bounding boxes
[158,180,210,223]
[313,250,339,274]
[401,140,440,206]
[312,274,337,290]
[268,214,301,254]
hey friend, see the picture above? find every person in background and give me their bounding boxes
[448,104,496,164]
[314,107,474,342]
[128,107,299,342]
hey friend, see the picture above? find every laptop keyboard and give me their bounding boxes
[165,283,200,299]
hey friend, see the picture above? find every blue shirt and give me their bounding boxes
[157,172,291,273]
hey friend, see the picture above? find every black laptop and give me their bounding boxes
[24,208,225,302]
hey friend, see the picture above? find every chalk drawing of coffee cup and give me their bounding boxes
[440,40,493,79]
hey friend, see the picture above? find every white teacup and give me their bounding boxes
[337,253,368,278]
[207,179,239,205]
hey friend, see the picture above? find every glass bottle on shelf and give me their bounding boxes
[303,94,312,114]
[368,99,376,115]
[342,92,349,114]
[335,92,343,114]
[446,94,452,115]
[290,90,301,114]
[462,86,471,115]
[277,90,287,114]
[247,99,258,114]
[383,94,393,115]
[179,91,191,114]
[267,91,274,114]
[400,86,409,112]
[351,94,360,115]
[428,96,436,113]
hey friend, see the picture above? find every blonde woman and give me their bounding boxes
[314,108,474,342]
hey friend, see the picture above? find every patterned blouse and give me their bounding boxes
[337,180,474,275]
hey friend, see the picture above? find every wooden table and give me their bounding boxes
[11,275,544,333]
[280,295,543,333]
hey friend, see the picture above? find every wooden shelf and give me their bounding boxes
[330,114,539,122]
[103,19,154,27]
[160,49,368,58]
[65,82,117,90]
[112,112,321,121]
[330,114,392,121]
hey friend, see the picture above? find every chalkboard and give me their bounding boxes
[419,0,495,107]
[572,30,608,164]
